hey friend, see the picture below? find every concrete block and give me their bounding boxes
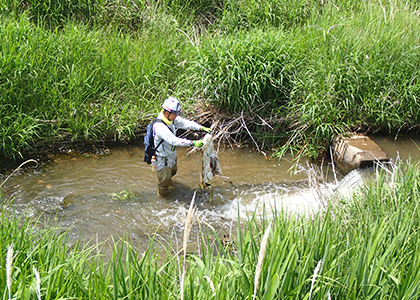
[332,133,389,175]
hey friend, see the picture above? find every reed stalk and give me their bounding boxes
[6,244,13,300]
[181,191,196,300]
[308,259,322,300]
[33,266,41,300]
[253,221,271,300]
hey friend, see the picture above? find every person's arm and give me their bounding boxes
[173,116,202,131]
[154,122,193,147]
[174,115,212,133]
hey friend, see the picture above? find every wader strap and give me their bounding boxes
[154,118,172,151]
[156,140,164,151]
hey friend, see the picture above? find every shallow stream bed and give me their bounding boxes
[1,135,419,251]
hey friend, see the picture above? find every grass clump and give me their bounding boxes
[187,28,295,115]
[182,0,420,159]
[282,2,420,157]
[0,13,191,159]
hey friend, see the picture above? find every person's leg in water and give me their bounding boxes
[157,164,178,196]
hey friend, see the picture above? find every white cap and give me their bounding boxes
[162,97,181,114]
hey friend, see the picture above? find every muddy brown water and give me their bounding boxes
[1,136,419,251]
[372,135,420,162]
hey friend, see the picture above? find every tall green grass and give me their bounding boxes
[281,1,420,157]
[1,160,420,299]
[0,0,150,30]
[187,28,295,115]
[0,0,419,160]
[184,0,420,158]
[0,13,192,158]
[0,0,218,31]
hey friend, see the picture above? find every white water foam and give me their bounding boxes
[212,167,369,221]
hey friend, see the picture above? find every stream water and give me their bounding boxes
[1,135,419,251]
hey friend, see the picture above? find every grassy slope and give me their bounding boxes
[0,0,419,160]
[0,12,190,159]
[186,1,420,157]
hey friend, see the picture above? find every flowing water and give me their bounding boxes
[1,135,419,251]
[372,135,420,162]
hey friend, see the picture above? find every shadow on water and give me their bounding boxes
[1,136,419,251]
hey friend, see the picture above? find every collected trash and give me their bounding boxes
[201,134,222,188]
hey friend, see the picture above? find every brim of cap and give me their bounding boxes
[163,106,182,114]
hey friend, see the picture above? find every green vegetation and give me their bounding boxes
[1,160,420,299]
[2,2,419,298]
[0,11,183,159]
[0,0,419,160]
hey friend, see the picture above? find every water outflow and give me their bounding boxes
[218,166,372,221]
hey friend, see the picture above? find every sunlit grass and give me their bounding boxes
[0,13,189,158]
[186,1,420,160]
[0,0,419,161]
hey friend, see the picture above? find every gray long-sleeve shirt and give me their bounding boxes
[153,112,201,170]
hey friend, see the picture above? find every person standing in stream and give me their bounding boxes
[153,97,211,196]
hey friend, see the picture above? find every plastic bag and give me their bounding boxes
[201,134,222,186]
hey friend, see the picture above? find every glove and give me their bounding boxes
[192,140,203,147]
[201,126,212,134]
